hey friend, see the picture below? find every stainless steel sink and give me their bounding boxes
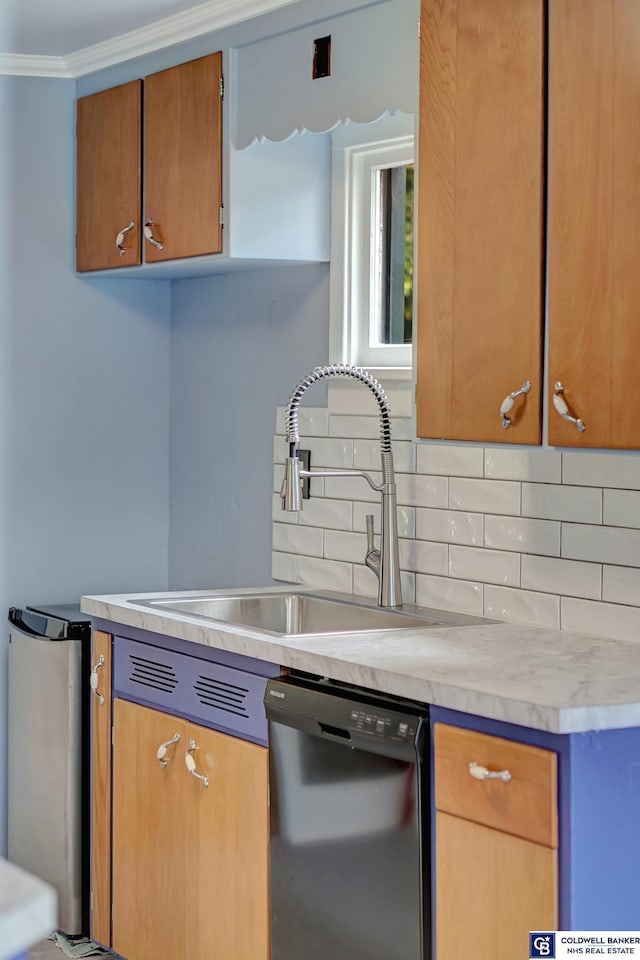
[130,591,488,637]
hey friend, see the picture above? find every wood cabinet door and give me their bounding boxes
[416,0,545,443]
[76,81,141,271]
[184,722,269,960]
[436,812,557,959]
[548,0,640,449]
[112,700,187,960]
[90,631,112,947]
[144,53,223,263]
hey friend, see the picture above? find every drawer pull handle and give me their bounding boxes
[469,761,511,783]
[90,654,105,706]
[115,220,135,256]
[500,380,531,429]
[156,733,180,768]
[144,218,164,251]
[552,381,586,432]
[185,740,209,788]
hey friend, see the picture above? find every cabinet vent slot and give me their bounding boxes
[129,654,178,694]
[194,674,249,717]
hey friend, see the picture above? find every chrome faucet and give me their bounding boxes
[281,364,402,608]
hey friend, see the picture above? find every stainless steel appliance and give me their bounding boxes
[264,675,430,960]
[8,603,92,936]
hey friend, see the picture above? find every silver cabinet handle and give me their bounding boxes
[469,761,512,783]
[185,739,208,788]
[553,382,586,432]
[90,654,105,706]
[143,218,164,250]
[115,220,135,256]
[156,733,180,768]
[500,380,531,429]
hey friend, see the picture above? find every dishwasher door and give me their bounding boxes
[265,678,430,960]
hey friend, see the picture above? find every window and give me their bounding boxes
[330,114,415,375]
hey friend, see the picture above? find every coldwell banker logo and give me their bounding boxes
[530,933,556,958]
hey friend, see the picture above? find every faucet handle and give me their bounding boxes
[366,514,376,552]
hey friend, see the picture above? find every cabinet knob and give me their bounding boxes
[552,382,586,432]
[115,221,135,256]
[185,740,209,788]
[156,732,180,768]
[90,654,105,706]
[144,218,164,251]
[469,761,512,783]
[499,380,531,429]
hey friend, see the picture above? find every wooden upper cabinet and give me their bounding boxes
[76,81,141,272]
[416,0,545,443]
[143,53,223,262]
[548,0,640,449]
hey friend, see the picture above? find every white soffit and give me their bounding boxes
[0,0,301,78]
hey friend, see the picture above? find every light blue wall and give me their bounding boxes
[0,76,171,852]
[169,265,329,588]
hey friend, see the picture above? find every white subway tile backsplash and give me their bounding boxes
[298,497,353,531]
[522,483,602,523]
[562,523,640,567]
[397,474,448,509]
[329,415,380,439]
[485,448,561,483]
[416,443,484,478]
[399,539,448,576]
[306,437,354,469]
[272,406,640,641]
[562,451,640,490]
[324,530,366,564]
[485,515,561,556]
[449,545,520,587]
[603,566,640,607]
[449,478,521,515]
[484,586,560,630]
[603,490,640,529]
[297,556,352,593]
[415,574,484,616]
[354,438,415,474]
[521,555,601,601]
[330,414,414,441]
[416,508,483,546]
[272,551,299,584]
[353,502,415,539]
[353,566,416,603]
[275,405,329,438]
[561,597,640,644]
[273,523,323,558]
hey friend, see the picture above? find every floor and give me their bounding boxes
[29,942,61,960]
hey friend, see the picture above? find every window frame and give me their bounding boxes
[329,115,415,378]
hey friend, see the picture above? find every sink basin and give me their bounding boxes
[131,591,487,637]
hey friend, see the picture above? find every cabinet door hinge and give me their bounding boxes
[417,16,421,38]
[219,74,224,99]
[219,205,224,226]
[111,724,115,746]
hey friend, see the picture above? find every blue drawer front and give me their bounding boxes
[113,637,269,745]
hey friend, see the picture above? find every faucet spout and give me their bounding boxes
[281,364,403,608]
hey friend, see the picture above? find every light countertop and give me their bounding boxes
[0,858,56,960]
[82,586,640,736]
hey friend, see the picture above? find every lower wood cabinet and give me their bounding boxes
[434,723,558,959]
[111,698,269,960]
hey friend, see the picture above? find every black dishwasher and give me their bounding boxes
[264,674,430,960]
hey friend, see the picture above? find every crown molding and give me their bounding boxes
[0,54,72,78]
[0,0,300,79]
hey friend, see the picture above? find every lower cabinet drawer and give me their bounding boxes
[113,636,271,745]
[433,722,558,847]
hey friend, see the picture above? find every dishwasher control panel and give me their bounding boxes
[349,708,417,741]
